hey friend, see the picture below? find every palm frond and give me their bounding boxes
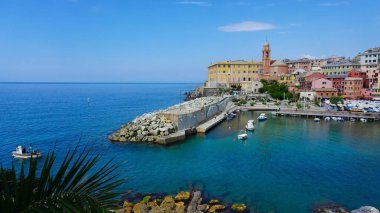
[0,147,125,212]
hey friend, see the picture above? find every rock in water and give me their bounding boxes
[187,191,202,213]
[351,206,380,213]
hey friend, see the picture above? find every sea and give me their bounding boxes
[1,83,380,213]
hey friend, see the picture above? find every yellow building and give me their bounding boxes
[207,60,263,88]
[278,74,296,86]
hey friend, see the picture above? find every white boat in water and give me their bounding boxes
[246,120,255,131]
[314,118,321,122]
[257,113,267,121]
[360,118,367,123]
[12,145,42,159]
[237,130,248,140]
[324,117,331,121]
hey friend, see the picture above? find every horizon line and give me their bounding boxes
[0,81,203,85]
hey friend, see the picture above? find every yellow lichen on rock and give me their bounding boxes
[208,204,225,213]
[231,203,247,212]
[175,201,185,207]
[209,199,219,204]
[175,191,190,201]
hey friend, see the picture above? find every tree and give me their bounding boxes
[330,96,344,105]
[0,147,124,212]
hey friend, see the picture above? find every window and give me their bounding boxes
[322,82,326,85]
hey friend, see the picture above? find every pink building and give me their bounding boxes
[311,78,333,90]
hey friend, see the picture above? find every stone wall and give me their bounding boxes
[159,97,231,130]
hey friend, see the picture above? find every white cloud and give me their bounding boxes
[302,54,317,59]
[218,21,276,32]
[320,1,350,7]
[176,1,211,6]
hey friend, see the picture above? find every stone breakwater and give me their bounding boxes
[109,96,230,144]
[108,115,177,143]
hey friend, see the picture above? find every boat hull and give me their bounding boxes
[12,151,42,159]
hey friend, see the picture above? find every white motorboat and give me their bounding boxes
[12,145,42,159]
[360,118,367,123]
[246,120,255,131]
[350,118,356,122]
[237,130,248,140]
[314,118,321,122]
[257,113,267,121]
[324,117,331,121]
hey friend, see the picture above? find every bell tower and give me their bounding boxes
[262,40,271,75]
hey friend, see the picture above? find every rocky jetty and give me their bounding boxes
[108,114,177,143]
[117,191,248,213]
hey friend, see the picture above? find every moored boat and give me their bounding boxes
[237,130,248,140]
[12,145,42,159]
[314,118,321,122]
[246,120,255,131]
[257,113,267,121]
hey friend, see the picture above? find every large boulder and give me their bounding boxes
[186,191,202,213]
[351,206,380,213]
[175,191,190,201]
[132,203,149,213]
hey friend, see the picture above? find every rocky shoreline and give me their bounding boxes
[116,191,248,213]
[116,191,379,213]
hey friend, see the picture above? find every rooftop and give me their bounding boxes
[322,61,359,67]
[209,60,262,67]
[326,74,348,79]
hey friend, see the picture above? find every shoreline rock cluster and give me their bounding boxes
[117,191,248,213]
[108,114,177,143]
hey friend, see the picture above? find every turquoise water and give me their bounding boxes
[1,83,380,212]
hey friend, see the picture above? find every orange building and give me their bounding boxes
[343,77,363,99]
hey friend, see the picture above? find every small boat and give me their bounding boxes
[246,120,255,131]
[12,145,42,159]
[237,130,248,140]
[360,118,367,123]
[349,118,356,122]
[324,117,330,121]
[314,118,321,122]
[336,117,344,122]
[257,113,267,121]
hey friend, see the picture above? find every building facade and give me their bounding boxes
[207,60,262,87]
[285,58,312,73]
[358,47,380,88]
[314,88,338,99]
[343,77,363,99]
[320,61,361,76]
[326,75,347,96]
[311,78,333,90]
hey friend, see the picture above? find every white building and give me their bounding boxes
[358,47,380,88]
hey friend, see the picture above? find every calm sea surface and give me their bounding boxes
[1,83,380,212]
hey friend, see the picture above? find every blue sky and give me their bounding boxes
[0,0,379,83]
